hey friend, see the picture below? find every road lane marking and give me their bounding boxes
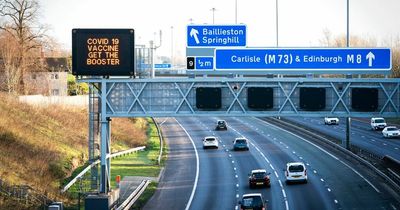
[275,171,279,178]
[321,178,325,182]
[278,180,283,188]
[282,189,287,198]
[334,200,338,204]
[255,117,382,193]
[228,121,289,210]
[175,118,199,210]
[254,117,380,193]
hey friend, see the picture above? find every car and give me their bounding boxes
[324,117,339,125]
[215,120,227,130]
[248,169,271,188]
[382,126,400,138]
[285,162,307,183]
[233,137,249,151]
[238,193,267,210]
[203,136,219,149]
[371,117,387,130]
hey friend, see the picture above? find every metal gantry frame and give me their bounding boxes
[84,77,400,193]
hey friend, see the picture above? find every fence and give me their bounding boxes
[0,178,53,208]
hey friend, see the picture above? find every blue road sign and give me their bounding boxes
[215,48,391,73]
[155,63,171,69]
[187,25,246,47]
[196,57,214,69]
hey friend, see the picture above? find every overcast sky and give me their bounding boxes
[38,0,400,58]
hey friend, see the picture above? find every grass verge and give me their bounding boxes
[64,118,165,209]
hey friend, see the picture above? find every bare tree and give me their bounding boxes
[0,32,21,94]
[0,0,47,94]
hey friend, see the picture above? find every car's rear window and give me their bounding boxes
[387,127,398,131]
[206,138,216,141]
[375,119,385,123]
[242,196,263,207]
[252,172,266,179]
[236,139,247,144]
[288,165,304,172]
[218,121,225,125]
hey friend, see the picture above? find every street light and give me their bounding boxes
[171,26,174,68]
[276,0,279,47]
[346,0,349,47]
[210,8,217,24]
[235,0,238,24]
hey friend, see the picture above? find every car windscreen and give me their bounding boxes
[375,119,385,123]
[236,139,247,144]
[205,138,216,141]
[252,172,266,179]
[387,127,398,131]
[218,121,225,125]
[242,196,263,207]
[288,165,304,172]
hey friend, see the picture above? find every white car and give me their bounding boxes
[382,126,400,138]
[324,117,339,125]
[203,136,219,149]
[285,162,307,183]
[371,117,387,130]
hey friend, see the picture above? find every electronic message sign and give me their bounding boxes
[72,29,134,76]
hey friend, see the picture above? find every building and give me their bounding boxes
[0,57,69,95]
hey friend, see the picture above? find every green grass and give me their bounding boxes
[386,118,400,125]
[64,118,165,209]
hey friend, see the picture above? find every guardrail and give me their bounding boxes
[152,118,164,165]
[61,146,146,193]
[116,180,151,210]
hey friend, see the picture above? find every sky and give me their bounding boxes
[38,0,400,62]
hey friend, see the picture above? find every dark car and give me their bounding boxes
[216,120,227,130]
[233,138,249,151]
[249,169,271,188]
[239,193,267,210]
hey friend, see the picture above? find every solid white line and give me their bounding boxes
[254,117,381,194]
[175,119,200,210]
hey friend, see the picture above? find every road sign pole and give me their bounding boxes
[346,117,351,150]
[100,81,110,193]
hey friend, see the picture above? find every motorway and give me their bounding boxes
[145,117,400,210]
[286,117,400,161]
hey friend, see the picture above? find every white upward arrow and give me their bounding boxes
[190,28,200,44]
[366,52,375,67]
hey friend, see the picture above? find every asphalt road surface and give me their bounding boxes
[144,117,400,210]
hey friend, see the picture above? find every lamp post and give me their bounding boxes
[171,26,174,68]
[211,8,216,24]
[276,0,279,47]
[235,0,238,24]
[345,0,351,150]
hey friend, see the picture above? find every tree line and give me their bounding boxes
[1,0,400,95]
